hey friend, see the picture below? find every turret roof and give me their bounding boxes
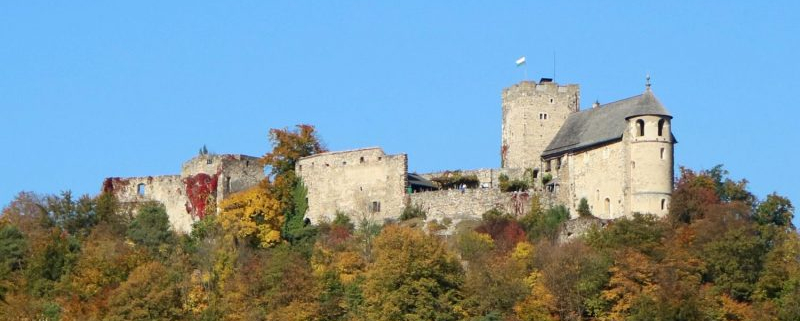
[542,90,670,158]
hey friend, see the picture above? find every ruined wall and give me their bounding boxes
[104,154,264,233]
[296,148,407,224]
[409,189,530,225]
[103,175,193,232]
[501,81,579,169]
[417,168,525,189]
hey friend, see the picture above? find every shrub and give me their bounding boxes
[400,204,427,221]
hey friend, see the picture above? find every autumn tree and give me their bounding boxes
[219,186,284,248]
[363,225,463,321]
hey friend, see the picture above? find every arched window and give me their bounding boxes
[137,183,145,196]
[636,119,645,137]
[658,119,665,136]
[604,198,611,215]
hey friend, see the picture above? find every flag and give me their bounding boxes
[516,56,526,67]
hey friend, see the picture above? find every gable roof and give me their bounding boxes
[542,90,670,158]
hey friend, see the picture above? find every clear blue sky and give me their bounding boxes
[2,2,798,225]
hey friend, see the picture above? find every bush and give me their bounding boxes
[430,171,480,190]
[400,204,427,221]
[520,205,569,241]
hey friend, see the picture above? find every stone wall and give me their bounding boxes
[103,175,193,232]
[409,189,531,226]
[296,148,408,224]
[104,154,264,233]
[501,80,580,169]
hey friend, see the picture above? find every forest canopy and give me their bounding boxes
[0,125,797,321]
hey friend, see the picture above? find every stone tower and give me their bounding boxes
[624,89,674,216]
[501,79,579,169]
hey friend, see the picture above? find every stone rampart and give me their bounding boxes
[409,189,531,226]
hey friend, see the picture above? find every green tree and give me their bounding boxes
[754,193,794,228]
[363,225,463,321]
[127,202,174,255]
[577,198,592,218]
[0,225,27,301]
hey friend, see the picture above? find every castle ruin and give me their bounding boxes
[104,79,675,232]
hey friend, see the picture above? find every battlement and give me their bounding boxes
[501,80,580,101]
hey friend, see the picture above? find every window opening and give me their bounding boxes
[371,201,381,213]
[658,119,665,136]
[207,159,213,164]
[660,148,665,159]
[360,157,365,163]
[137,184,145,196]
[661,199,666,210]
[226,177,231,192]
[636,119,645,136]
[604,198,611,215]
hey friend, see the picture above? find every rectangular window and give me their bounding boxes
[660,148,665,159]
[545,160,552,172]
[371,201,381,213]
[556,157,562,170]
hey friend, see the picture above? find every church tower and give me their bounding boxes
[501,79,579,169]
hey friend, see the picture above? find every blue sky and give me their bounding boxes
[1,2,798,225]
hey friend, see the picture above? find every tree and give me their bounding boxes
[363,225,463,321]
[577,198,592,218]
[105,261,187,321]
[219,186,284,248]
[127,202,174,255]
[0,225,27,301]
[260,125,325,243]
[514,271,558,321]
[754,193,794,228]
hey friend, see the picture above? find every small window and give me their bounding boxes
[533,169,539,179]
[325,163,330,167]
[549,98,554,104]
[377,157,382,161]
[360,157,365,163]
[246,160,250,167]
[661,199,666,210]
[631,161,636,169]
[658,119,665,137]
[556,157,562,170]
[660,148,665,159]
[604,198,611,215]
[371,201,381,213]
[226,177,231,192]
[207,159,213,164]
[342,161,347,165]
[137,183,145,196]
[545,160,552,172]
[636,119,645,137]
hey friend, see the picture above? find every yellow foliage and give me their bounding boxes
[600,250,658,320]
[219,186,285,248]
[514,270,558,321]
[511,241,535,263]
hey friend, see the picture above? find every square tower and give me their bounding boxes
[501,79,579,169]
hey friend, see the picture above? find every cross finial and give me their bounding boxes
[645,73,651,91]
